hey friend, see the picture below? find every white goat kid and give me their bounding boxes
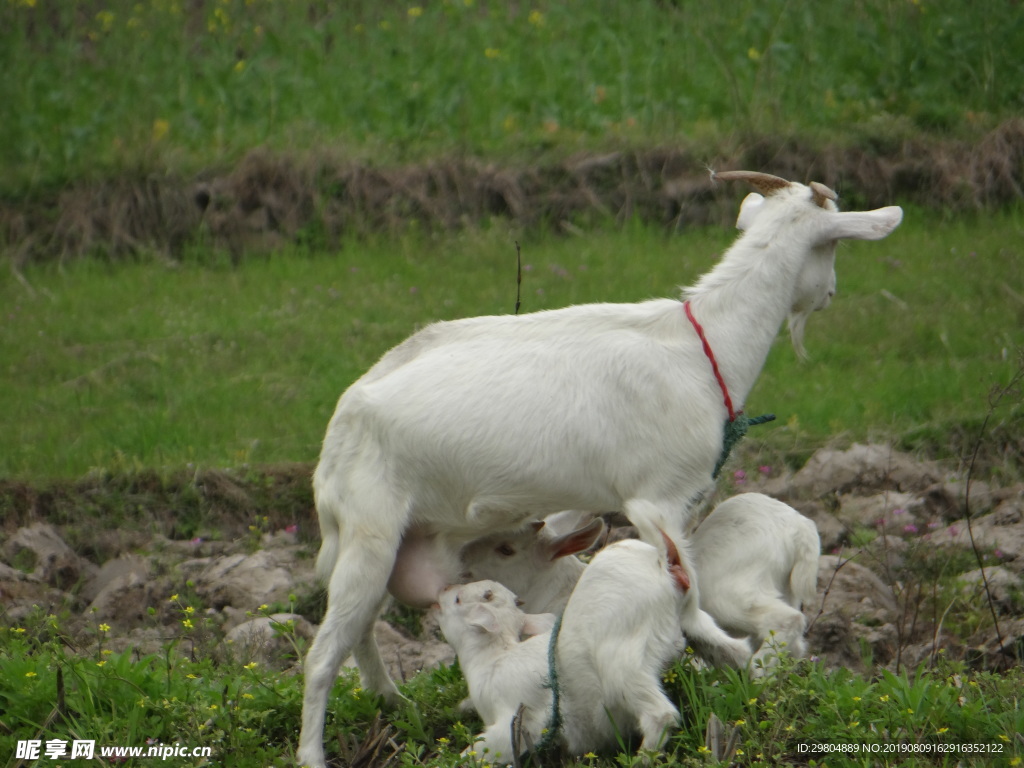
[460,510,605,615]
[432,581,555,764]
[557,537,693,756]
[435,538,692,764]
[297,171,903,767]
[691,493,820,671]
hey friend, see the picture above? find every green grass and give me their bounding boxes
[3,209,1022,479]
[2,0,1022,196]
[3,605,1023,767]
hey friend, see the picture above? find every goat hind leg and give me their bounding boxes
[633,680,681,753]
[752,605,808,672]
[297,526,402,768]
[681,598,753,670]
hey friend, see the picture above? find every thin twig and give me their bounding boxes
[961,352,1024,656]
[805,551,857,635]
[514,240,522,315]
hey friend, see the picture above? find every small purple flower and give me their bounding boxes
[733,470,747,485]
[285,524,299,535]
[759,465,772,476]
[810,655,820,663]
[995,548,1005,559]
[927,521,941,530]
[190,537,203,545]
[948,525,960,536]
[903,524,919,534]
[891,507,906,516]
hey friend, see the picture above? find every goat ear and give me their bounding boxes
[546,517,605,560]
[735,193,765,231]
[824,206,903,241]
[466,605,500,634]
[521,612,557,637]
[809,181,837,209]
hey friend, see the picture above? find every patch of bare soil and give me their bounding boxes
[2,120,1022,265]
[2,444,1024,680]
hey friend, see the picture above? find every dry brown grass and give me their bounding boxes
[2,120,1022,265]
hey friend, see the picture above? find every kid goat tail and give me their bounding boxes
[789,527,821,610]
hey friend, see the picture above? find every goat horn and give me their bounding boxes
[714,170,791,196]
[810,181,838,208]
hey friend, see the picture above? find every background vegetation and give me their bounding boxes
[2,0,1023,196]
[2,1,1023,767]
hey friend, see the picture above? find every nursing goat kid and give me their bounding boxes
[460,510,605,615]
[691,493,820,671]
[435,537,692,764]
[297,171,903,767]
[432,580,556,763]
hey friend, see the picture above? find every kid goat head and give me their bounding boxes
[296,171,903,768]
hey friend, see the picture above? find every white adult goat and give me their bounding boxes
[435,537,691,764]
[459,510,605,615]
[297,171,903,767]
[691,493,820,670]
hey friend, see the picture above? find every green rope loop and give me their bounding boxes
[533,612,564,754]
[712,412,776,479]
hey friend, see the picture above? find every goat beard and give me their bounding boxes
[787,308,812,360]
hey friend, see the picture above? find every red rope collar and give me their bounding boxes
[683,300,739,422]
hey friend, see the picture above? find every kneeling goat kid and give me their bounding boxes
[691,493,820,671]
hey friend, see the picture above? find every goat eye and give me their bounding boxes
[482,590,493,601]
[496,544,516,557]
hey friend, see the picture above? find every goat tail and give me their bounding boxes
[315,514,341,584]
[313,473,344,584]
[789,525,821,609]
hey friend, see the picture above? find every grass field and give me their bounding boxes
[2,0,1023,196]
[3,208,1023,479]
